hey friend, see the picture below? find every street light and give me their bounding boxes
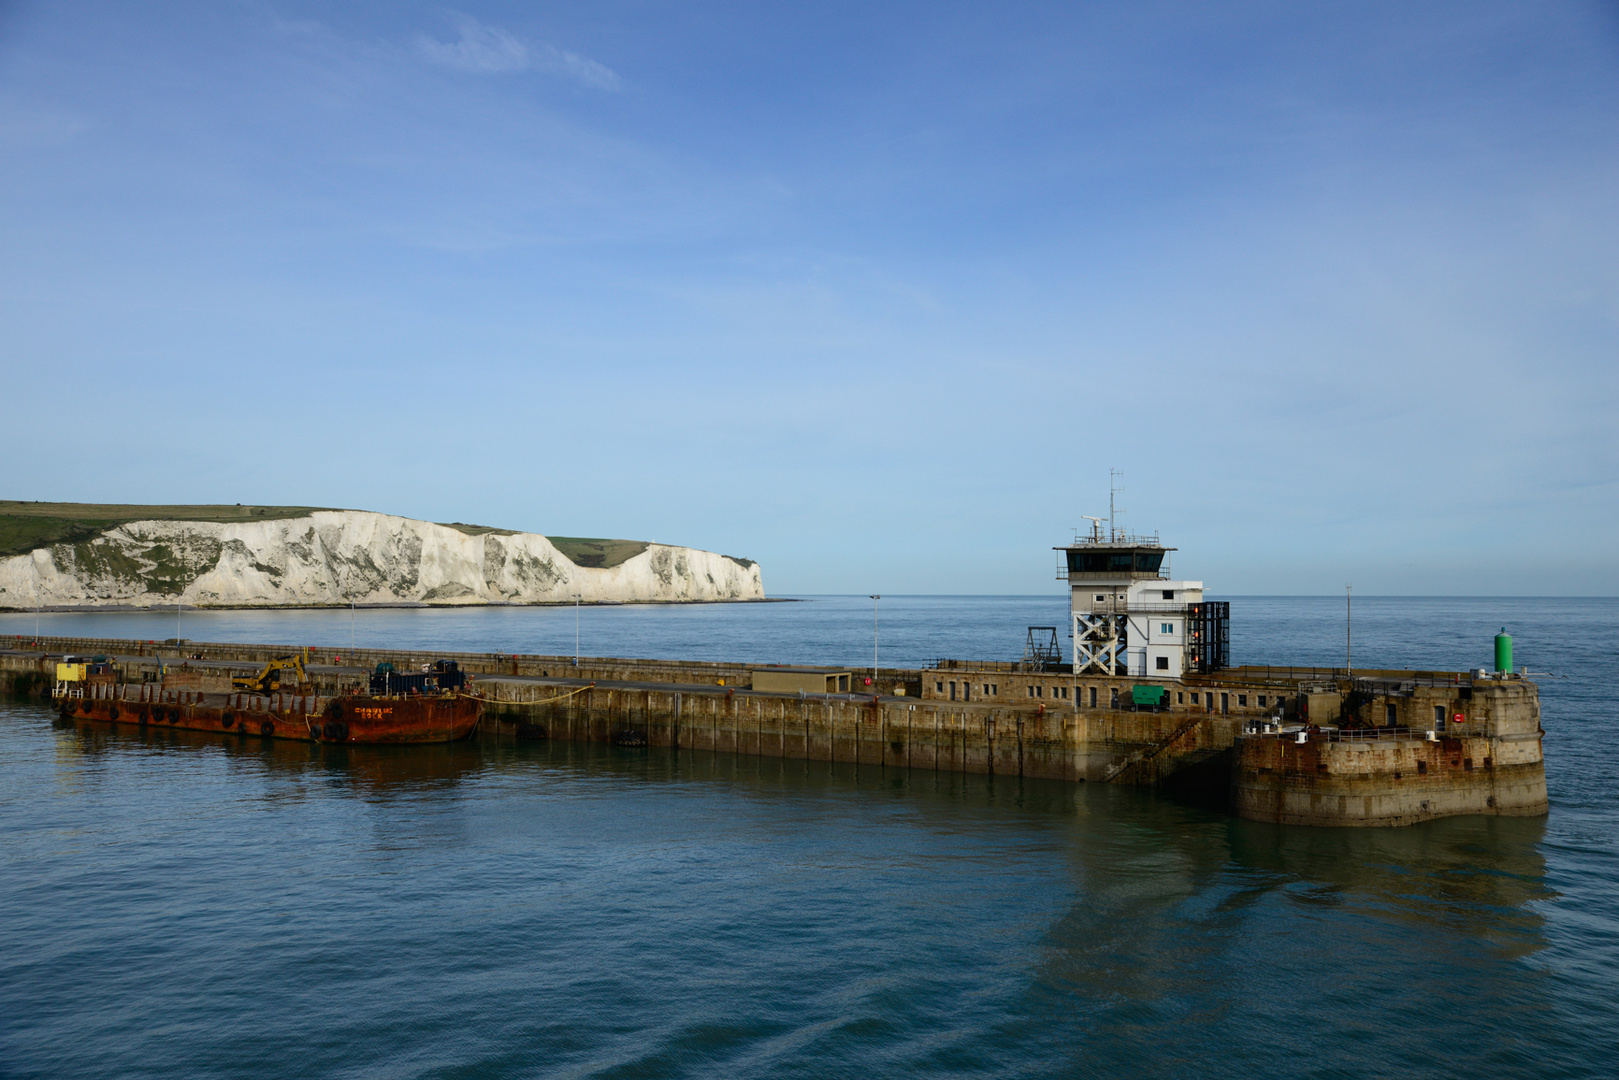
[869,595,880,690]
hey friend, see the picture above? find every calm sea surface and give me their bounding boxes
[2,597,1616,1078]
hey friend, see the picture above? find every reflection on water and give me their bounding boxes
[52,713,494,794]
[2,697,1597,1080]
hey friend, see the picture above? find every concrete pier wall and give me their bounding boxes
[2,638,1548,825]
[1232,679,1546,825]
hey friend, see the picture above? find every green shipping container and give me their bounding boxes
[1131,685,1166,706]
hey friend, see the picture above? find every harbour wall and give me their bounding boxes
[0,638,1547,824]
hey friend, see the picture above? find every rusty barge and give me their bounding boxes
[50,656,481,744]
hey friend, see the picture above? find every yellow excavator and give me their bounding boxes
[232,651,310,694]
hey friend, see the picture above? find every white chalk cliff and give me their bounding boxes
[0,511,764,608]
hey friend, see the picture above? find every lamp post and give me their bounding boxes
[869,595,880,690]
[574,593,582,666]
[1346,584,1352,675]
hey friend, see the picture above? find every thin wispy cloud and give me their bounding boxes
[415,17,620,89]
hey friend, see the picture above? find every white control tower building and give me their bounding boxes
[1055,523,1228,678]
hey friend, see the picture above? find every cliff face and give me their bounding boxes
[0,511,764,608]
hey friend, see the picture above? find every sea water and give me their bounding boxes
[1,597,1615,1078]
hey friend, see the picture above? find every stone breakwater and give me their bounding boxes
[1,637,1545,827]
[0,511,764,608]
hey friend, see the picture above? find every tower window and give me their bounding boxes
[1155,656,1169,671]
[1162,590,1174,600]
[1161,623,1174,634]
[1095,594,1106,601]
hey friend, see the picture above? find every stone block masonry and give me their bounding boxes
[1,636,1547,825]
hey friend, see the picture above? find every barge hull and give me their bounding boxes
[59,687,479,744]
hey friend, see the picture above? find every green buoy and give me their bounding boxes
[1495,628,1513,673]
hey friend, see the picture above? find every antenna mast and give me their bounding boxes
[1108,468,1125,541]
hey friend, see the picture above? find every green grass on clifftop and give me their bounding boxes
[544,537,651,569]
[0,502,338,560]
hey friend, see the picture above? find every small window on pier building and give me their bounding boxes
[1386,704,1398,726]
[1162,590,1175,600]
[1238,694,1247,707]
[1258,696,1267,707]
[1161,623,1174,634]
[1111,688,1120,708]
[1177,692,1184,704]
[1089,687,1097,708]
[1156,657,1169,671]
[936,681,944,693]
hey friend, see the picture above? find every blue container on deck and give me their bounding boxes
[369,659,465,695]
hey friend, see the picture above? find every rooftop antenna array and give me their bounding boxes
[1109,468,1125,542]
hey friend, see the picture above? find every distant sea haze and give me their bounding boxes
[0,594,1591,673]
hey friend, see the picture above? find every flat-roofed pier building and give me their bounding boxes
[1056,529,1226,678]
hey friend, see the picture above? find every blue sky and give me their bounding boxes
[1,1,1615,594]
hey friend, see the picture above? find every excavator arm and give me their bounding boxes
[231,651,309,694]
